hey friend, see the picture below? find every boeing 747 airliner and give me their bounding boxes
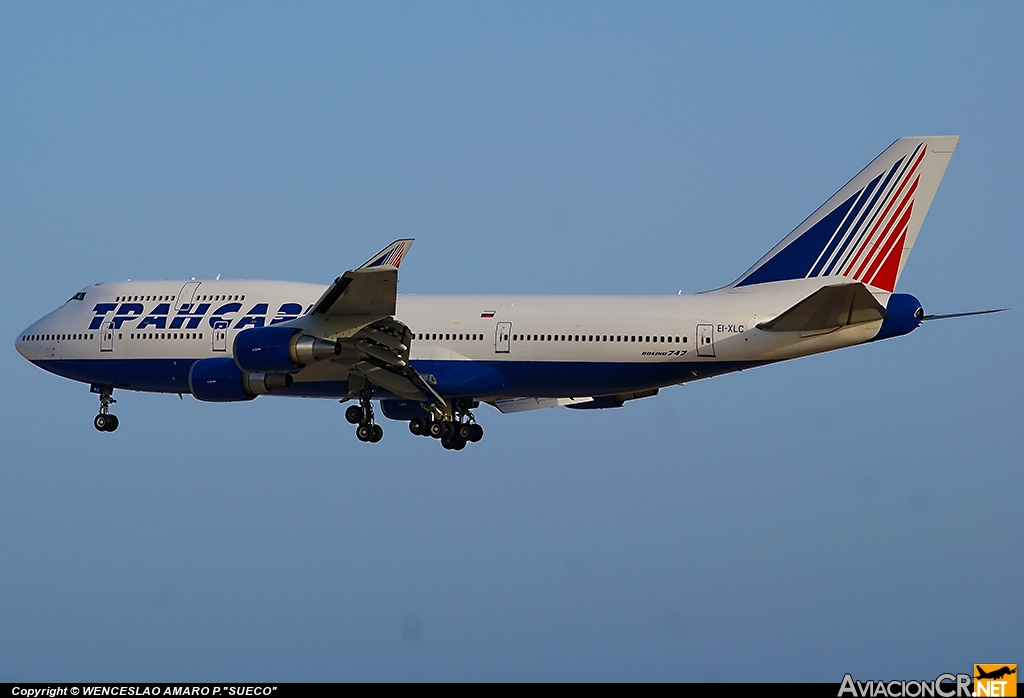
[15,136,1002,449]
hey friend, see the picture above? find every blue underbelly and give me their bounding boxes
[32,357,767,398]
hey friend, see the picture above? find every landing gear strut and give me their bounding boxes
[347,390,383,443]
[408,399,483,450]
[93,386,119,432]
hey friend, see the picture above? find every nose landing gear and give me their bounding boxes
[93,386,119,432]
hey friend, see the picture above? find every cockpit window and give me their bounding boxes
[68,291,87,302]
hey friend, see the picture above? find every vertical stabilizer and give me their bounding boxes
[730,137,958,292]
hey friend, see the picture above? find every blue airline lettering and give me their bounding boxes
[89,303,118,330]
[111,303,144,329]
[209,302,242,329]
[169,303,211,330]
[137,303,171,329]
[270,303,303,325]
[87,300,305,332]
[235,303,269,329]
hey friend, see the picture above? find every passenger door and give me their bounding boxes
[100,322,114,353]
[212,321,228,352]
[696,323,715,357]
[175,281,201,311]
[494,322,512,353]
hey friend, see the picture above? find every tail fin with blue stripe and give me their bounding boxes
[730,137,958,293]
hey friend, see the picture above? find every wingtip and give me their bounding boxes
[359,239,416,270]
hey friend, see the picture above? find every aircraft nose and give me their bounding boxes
[15,320,42,360]
[15,328,31,359]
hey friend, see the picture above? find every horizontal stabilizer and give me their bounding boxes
[757,283,887,336]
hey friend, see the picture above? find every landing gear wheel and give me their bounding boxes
[369,424,384,443]
[356,424,373,442]
[429,421,445,438]
[456,423,472,440]
[94,386,118,432]
[452,435,467,450]
[468,424,483,442]
[441,434,455,450]
[345,405,363,424]
[409,418,429,436]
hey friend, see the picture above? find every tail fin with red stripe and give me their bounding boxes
[730,137,958,293]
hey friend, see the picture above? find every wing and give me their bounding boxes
[301,239,445,404]
[310,239,414,318]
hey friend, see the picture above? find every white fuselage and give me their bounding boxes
[16,277,884,400]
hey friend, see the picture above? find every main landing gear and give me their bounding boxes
[93,386,119,432]
[342,395,484,449]
[345,391,383,443]
[408,399,484,451]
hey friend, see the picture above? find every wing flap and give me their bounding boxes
[488,397,595,413]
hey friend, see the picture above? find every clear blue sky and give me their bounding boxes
[2,1,1021,681]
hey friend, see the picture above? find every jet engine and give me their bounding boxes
[233,326,340,373]
[189,357,294,402]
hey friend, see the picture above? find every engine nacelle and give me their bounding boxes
[873,293,924,342]
[233,326,340,373]
[188,357,294,402]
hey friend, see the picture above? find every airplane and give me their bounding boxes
[976,666,1017,681]
[15,136,1005,450]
